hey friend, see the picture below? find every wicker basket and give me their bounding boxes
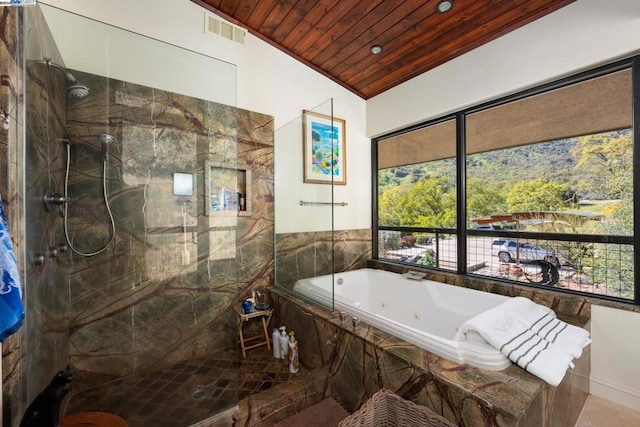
[339,389,456,427]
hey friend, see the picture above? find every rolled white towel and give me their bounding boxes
[500,297,591,358]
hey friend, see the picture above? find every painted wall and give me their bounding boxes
[39,0,371,234]
[591,305,640,411]
[37,4,237,107]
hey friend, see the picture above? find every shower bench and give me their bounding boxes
[233,303,273,358]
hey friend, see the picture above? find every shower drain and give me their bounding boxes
[191,385,209,401]
[191,380,229,401]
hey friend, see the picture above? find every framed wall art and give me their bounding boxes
[302,110,346,185]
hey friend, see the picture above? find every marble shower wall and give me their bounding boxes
[275,229,372,289]
[23,6,71,402]
[2,4,74,423]
[1,7,26,425]
[2,5,73,425]
[65,70,274,376]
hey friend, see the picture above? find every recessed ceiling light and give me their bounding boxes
[370,45,383,55]
[437,0,454,13]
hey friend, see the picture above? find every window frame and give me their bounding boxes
[372,55,640,305]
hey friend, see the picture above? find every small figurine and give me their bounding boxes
[288,331,299,373]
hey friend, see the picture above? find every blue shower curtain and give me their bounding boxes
[0,195,24,342]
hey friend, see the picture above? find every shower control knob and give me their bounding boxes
[47,247,58,258]
[57,243,68,253]
[32,253,45,266]
[45,193,69,204]
[43,187,70,212]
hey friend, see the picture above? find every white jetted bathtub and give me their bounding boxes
[292,268,512,370]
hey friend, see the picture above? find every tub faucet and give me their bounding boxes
[352,317,360,329]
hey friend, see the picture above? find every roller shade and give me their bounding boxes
[378,68,631,169]
[467,69,631,154]
[378,119,456,169]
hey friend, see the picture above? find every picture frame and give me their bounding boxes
[302,110,347,185]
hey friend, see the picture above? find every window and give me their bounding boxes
[374,58,638,304]
[377,119,457,270]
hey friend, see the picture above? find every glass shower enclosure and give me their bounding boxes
[15,3,254,425]
[274,100,340,310]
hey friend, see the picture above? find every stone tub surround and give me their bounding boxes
[271,286,590,426]
[275,229,373,289]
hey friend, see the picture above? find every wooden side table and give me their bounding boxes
[233,304,273,358]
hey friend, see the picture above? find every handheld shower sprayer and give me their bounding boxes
[62,134,116,256]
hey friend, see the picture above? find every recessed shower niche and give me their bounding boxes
[205,161,251,261]
[205,161,251,217]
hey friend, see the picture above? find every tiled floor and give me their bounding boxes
[577,395,640,427]
[66,348,640,427]
[65,347,300,427]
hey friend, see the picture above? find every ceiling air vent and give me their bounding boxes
[204,13,246,45]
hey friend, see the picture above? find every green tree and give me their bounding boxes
[572,130,632,200]
[608,199,633,236]
[378,184,410,226]
[572,130,633,235]
[402,176,456,227]
[378,175,457,227]
[506,179,573,212]
[467,178,507,222]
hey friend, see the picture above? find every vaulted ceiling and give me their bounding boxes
[192,0,577,100]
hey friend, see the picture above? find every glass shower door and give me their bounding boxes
[20,4,245,425]
[274,99,338,310]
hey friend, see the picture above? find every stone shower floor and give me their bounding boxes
[64,347,301,427]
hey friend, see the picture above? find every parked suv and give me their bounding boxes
[491,239,561,267]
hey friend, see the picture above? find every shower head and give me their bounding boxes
[35,58,90,98]
[67,83,90,98]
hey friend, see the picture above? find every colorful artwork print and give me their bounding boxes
[310,122,341,176]
[303,110,346,185]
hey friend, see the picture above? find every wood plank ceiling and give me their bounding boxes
[192,0,577,100]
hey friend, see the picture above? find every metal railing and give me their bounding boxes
[377,226,634,302]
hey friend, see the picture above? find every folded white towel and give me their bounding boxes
[513,337,575,387]
[536,315,591,359]
[455,298,586,386]
[499,297,555,324]
[500,297,591,358]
